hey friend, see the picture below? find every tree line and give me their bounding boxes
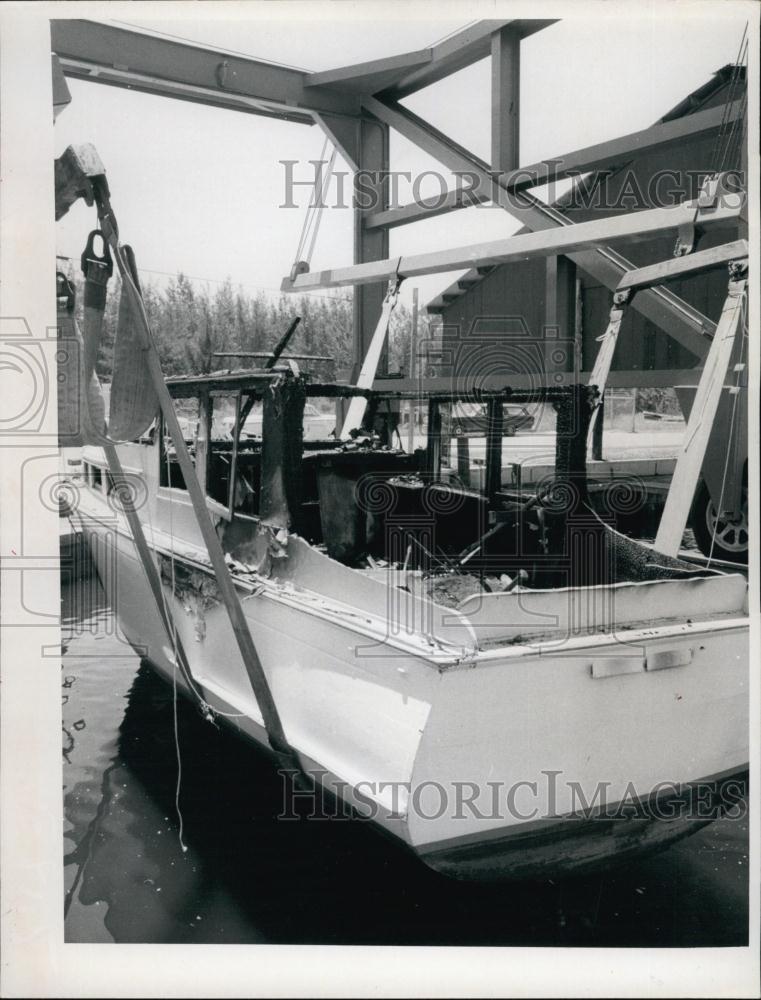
[67,271,438,381]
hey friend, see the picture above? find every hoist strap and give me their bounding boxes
[586,292,629,447]
[91,179,309,789]
[108,245,160,441]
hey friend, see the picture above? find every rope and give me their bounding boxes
[292,136,337,273]
[711,27,748,172]
[305,146,338,266]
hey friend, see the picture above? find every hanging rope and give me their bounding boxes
[710,26,748,172]
[290,136,337,280]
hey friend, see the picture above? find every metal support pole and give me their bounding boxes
[485,398,504,502]
[408,287,419,454]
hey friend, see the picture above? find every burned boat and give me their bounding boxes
[55,138,749,880]
[71,368,749,880]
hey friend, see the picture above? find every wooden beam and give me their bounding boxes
[654,270,747,555]
[372,370,704,393]
[313,112,360,171]
[361,95,722,358]
[51,18,359,121]
[491,25,520,172]
[617,239,749,292]
[366,186,489,230]
[365,99,745,230]
[281,196,741,291]
[381,19,556,100]
[304,49,431,92]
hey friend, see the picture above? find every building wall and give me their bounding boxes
[438,80,744,382]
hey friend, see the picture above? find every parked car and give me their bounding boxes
[451,402,535,437]
[239,402,335,441]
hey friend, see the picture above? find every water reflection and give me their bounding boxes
[62,577,749,946]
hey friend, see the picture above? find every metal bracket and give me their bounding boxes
[80,229,114,281]
[385,267,404,304]
[54,143,109,222]
[56,271,76,313]
[728,258,749,282]
[673,173,721,257]
[673,222,696,258]
[289,260,310,282]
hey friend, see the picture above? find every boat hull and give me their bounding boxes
[78,497,750,882]
[416,769,748,881]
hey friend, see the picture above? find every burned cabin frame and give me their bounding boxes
[158,369,597,580]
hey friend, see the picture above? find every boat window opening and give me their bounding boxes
[208,393,241,512]
[301,397,338,444]
[159,396,200,490]
[137,419,157,445]
[91,464,103,491]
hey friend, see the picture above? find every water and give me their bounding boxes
[62,573,749,946]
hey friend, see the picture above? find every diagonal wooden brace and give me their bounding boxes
[654,263,748,556]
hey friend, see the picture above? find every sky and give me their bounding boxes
[54,7,750,310]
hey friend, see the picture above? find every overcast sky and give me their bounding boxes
[54,6,749,309]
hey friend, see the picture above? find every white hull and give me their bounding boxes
[76,482,749,880]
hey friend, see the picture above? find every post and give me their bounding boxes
[485,397,504,502]
[491,25,520,173]
[259,373,306,531]
[353,117,389,380]
[408,286,419,453]
[591,396,604,460]
[426,399,441,478]
[457,436,471,487]
[554,385,593,510]
[545,255,576,376]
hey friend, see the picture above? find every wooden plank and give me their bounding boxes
[340,281,400,436]
[617,239,749,292]
[282,197,741,292]
[654,272,746,555]
[361,96,721,357]
[365,100,745,230]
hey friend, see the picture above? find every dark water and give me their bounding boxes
[62,573,749,947]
